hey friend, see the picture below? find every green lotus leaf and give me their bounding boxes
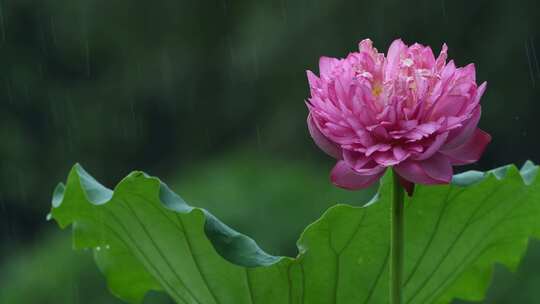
[50,161,540,304]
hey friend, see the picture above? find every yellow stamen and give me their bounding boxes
[372,84,383,97]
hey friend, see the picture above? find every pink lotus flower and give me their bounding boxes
[306,39,491,193]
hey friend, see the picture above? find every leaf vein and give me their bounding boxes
[176,214,221,304]
[404,187,458,286]
[122,199,202,304]
[103,210,188,304]
[406,185,501,304]
[245,268,255,304]
[362,246,390,304]
[419,188,530,304]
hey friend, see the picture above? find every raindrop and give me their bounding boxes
[38,16,48,56]
[204,128,212,148]
[136,61,143,82]
[226,35,234,65]
[84,40,91,77]
[0,0,5,42]
[5,78,12,104]
[252,42,259,79]
[0,193,6,220]
[130,99,137,136]
[79,2,90,77]
[530,38,540,79]
[256,125,262,151]
[280,0,288,25]
[221,0,228,16]
[50,16,58,47]
[160,48,173,95]
[441,0,448,22]
[72,278,79,304]
[37,62,44,79]
[96,246,101,251]
[525,40,536,87]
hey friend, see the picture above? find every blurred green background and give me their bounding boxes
[1,0,539,303]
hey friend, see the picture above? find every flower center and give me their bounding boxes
[372,83,383,98]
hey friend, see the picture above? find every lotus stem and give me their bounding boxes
[390,169,405,304]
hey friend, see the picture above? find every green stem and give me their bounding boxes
[390,169,405,304]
